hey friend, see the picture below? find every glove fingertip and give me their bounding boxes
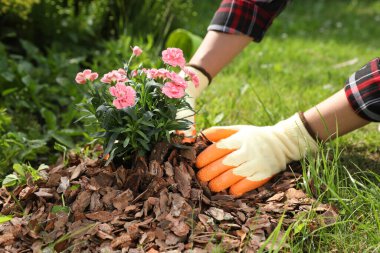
[201,127,238,142]
[229,177,272,196]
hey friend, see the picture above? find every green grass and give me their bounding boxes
[190,0,380,251]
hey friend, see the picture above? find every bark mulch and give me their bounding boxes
[0,137,338,252]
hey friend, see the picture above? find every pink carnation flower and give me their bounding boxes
[109,83,136,109]
[146,68,170,79]
[113,97,135,109]
[101,70,128,84]
[183,67,199,88]
[132,46,143,56]
[162,48,186,68]
[166,71,187,89]
[75,69,98,84]
[162,82,185,99]
[117,68,126,75]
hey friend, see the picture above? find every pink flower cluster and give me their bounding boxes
[162,48,186,68]
[109,83,136,109]
[159,49,201,97]
[101,69,128,84]
[162,82,185,99]
[75,47,201,107]
[75,69,98,84]
[145,68,188,98]
[161,72,188,98]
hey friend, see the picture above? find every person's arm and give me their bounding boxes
[189,31,251,78]
[304,89,369,141]
[189,0,290,78]
[196,58,380,196]
[179,0,289,141]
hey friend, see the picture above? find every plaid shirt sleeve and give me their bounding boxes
[208,0,290,42]
[345,58,380,122]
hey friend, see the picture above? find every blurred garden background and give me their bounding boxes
[0,0,379,251]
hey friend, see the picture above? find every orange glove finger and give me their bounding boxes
[201,127,238,142]
[195,143,235,168]
[229,177,272,196]
[196,127,238,168]
[197,157,235,182]
[208,169,244,192]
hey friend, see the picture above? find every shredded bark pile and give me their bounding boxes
[0,138,338,252]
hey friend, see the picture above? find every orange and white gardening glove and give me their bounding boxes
[176,65,210,143]
[196,113,318,196]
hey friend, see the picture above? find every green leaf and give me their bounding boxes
[2,174,19,187]
[104,132,119,155]
[123,107,137,121]
[13,163,25,178]
[51,205,70,214]
[38,164,49,171]
[1,87,18,96]
[139,140,150,151]
[293,222,306,235]
[105,147,118,166]
[69,185,80,191]
[123,137,130,148]
[40,108,57,130]
[20,39,40,57]
[136,130,149,142]
[110,127,126,133]
[1,72,15,82]
[140,120,155,127]
[54,142,67,153]
[0,215,13,224]
[50,131,74,148]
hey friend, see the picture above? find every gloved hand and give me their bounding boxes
[176,66,209,143]
[196,113,318,196]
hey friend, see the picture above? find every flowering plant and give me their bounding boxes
[75,47,199,164]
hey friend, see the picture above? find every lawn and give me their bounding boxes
[190,0,380,252]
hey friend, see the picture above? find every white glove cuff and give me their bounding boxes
[276,113,318,157]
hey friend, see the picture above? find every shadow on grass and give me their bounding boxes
[340,148,380,176]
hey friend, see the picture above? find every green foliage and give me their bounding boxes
[2,163,48,187]
[93,0,194,47]
[0,0,39,19]
[0,108,11,132]
[1,0,196,53]
[0,108,47,178]
[0,40,89,142]
[0,39,93,177]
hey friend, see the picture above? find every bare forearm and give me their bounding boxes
[189,31,251,78]
[304,89,369,141]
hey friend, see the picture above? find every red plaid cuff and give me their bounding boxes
[345,58,380,122]
[208,0,290,42]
